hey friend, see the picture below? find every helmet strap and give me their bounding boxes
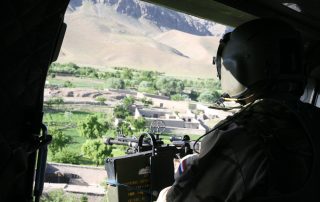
[215,32,231,80]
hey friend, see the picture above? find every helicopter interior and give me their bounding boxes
[1,0,320,201]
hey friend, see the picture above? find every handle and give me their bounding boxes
[138,132,157,156]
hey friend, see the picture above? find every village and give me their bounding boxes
[42,86,239,201]
[44,87,236,135]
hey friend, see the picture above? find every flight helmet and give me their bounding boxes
[215,18,304,99]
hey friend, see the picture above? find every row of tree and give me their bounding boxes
[48,63,222,104]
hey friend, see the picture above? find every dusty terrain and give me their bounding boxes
[57,2,220,78]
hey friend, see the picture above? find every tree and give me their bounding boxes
[121,68,133,79]
[123,96,135,108]
[48,127,72,156]
[117,121,133,136]
[78,115,109,139]
[81,139,112,166]
[65,62,80,70]
[126,116,146,133]
[204,79,221,90]
[155,77,169,95]
[139,71,155,82]
[116,116,146,136]
[198,90,221,103]
[174,80,184,94]
[138,81,155,93]
[124,79,134,88]
[189,90,199,101]
[114,71,121,78]
[156,77,184,95]
[113,105,131,119]
[51,148,81,164]
[106,78,125,89]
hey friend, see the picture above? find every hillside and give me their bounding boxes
[57,0,224,78]
[68,0,230,36]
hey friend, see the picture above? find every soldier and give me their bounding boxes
[157,18,320,201]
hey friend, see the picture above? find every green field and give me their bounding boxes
[47,76,106,89]
[43,109,126,166]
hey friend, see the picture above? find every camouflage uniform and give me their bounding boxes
[165,98,317,202]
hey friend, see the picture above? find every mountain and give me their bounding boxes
[57,0,227,78]
[68,0,229,36]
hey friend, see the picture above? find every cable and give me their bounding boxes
[222,94,254,102]
[208,105,242,111]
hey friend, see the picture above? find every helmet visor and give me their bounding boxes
[220,59,247,98]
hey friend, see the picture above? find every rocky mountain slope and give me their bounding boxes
[57,0,229,77]
[68,0,230,36]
